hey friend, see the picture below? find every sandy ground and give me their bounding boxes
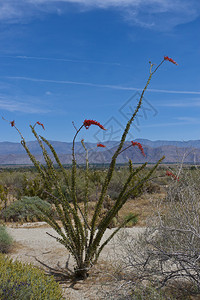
[6,223,145,299]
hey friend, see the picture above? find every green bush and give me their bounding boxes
[0,171,26,199]
[0,184,8,210]
[123,212,138,227]
[19,174,54,201]
[0,225,13,253]
[101,281,175,300]
[1,196,54,222]
[0,253,63,299]
[129,284,174,300]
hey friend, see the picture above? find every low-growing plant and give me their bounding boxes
[101,282,175,300]
[6,56,176,280]
[123,212,138,227]
[0,184,8,211]
[0,171,25,199]
[129,284,174,300]
[0,225,13,253]
[1,196,54,222]
[0,253,63,299]
[19,174,52,200]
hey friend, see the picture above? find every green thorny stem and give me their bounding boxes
[72,124,84,212]
[85,155,165,265]
[88,60,165,248]
[80,139,89,249]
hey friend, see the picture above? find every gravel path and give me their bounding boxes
[7,223,145,299]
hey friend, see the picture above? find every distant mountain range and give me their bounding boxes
[0,139,200,165]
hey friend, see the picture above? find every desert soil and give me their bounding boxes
[6,222,144,300]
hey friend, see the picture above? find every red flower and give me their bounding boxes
[166,170,179,181]
[83,119,106,130]
[10,120,15,127]
[36,121,45,130]
[97,143,106,148]
[164,56,178,65]
[131,141,145,157]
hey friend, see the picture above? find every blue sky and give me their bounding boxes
[0,0,200,143]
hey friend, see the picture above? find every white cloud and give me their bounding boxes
[45,91,52,95]
[0,96,51,113]
[141,117,200,128]
[0,0,199,30]
[0,55,121,67]
[158,99,200,107]
[176,117,200,123]
[6,76,200,95]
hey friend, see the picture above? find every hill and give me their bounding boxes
[0,140,199,164]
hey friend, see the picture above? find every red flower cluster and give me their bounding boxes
[164,56,178,65]
[166,170,179,181]
[10,120,15,127]
[36,121,45,130]
[97,143,106,148]
[83,119,106,130]
[131,141,145,157]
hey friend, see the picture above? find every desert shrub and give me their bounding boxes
[123,212,138,227]
[0,225,13,253]
[108,168,146,200]
[143,181,162,194]
[5,57,174,280]
[1,196,54,222]
[0,184,8,210]
[107,170,125,200]
[87,170,105,201]
[166,166,200,202]
[75,169,94,202]
[102,282,174,300]
[0,171,25,199]
[18,174,49,199]
[113,165,200,298]
[54,168,100,203]
[129,284,174,300]
[0,170,49,201]
[0,253,63,299]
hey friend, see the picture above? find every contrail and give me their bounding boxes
[0,55,121,67]
[5,76,200,95]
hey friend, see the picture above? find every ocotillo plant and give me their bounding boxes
[7,57,177,280]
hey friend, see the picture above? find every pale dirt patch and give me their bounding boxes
[6,224,144,300]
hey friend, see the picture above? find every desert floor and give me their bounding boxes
[7,223,145,299]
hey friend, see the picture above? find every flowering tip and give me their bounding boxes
[97,143,106,148]
[166,170,179,181]
[83,119,106,130]
[164,56,178,65]
[10,120,15,127]
[36,121,45,130]
[131,141,146,157]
